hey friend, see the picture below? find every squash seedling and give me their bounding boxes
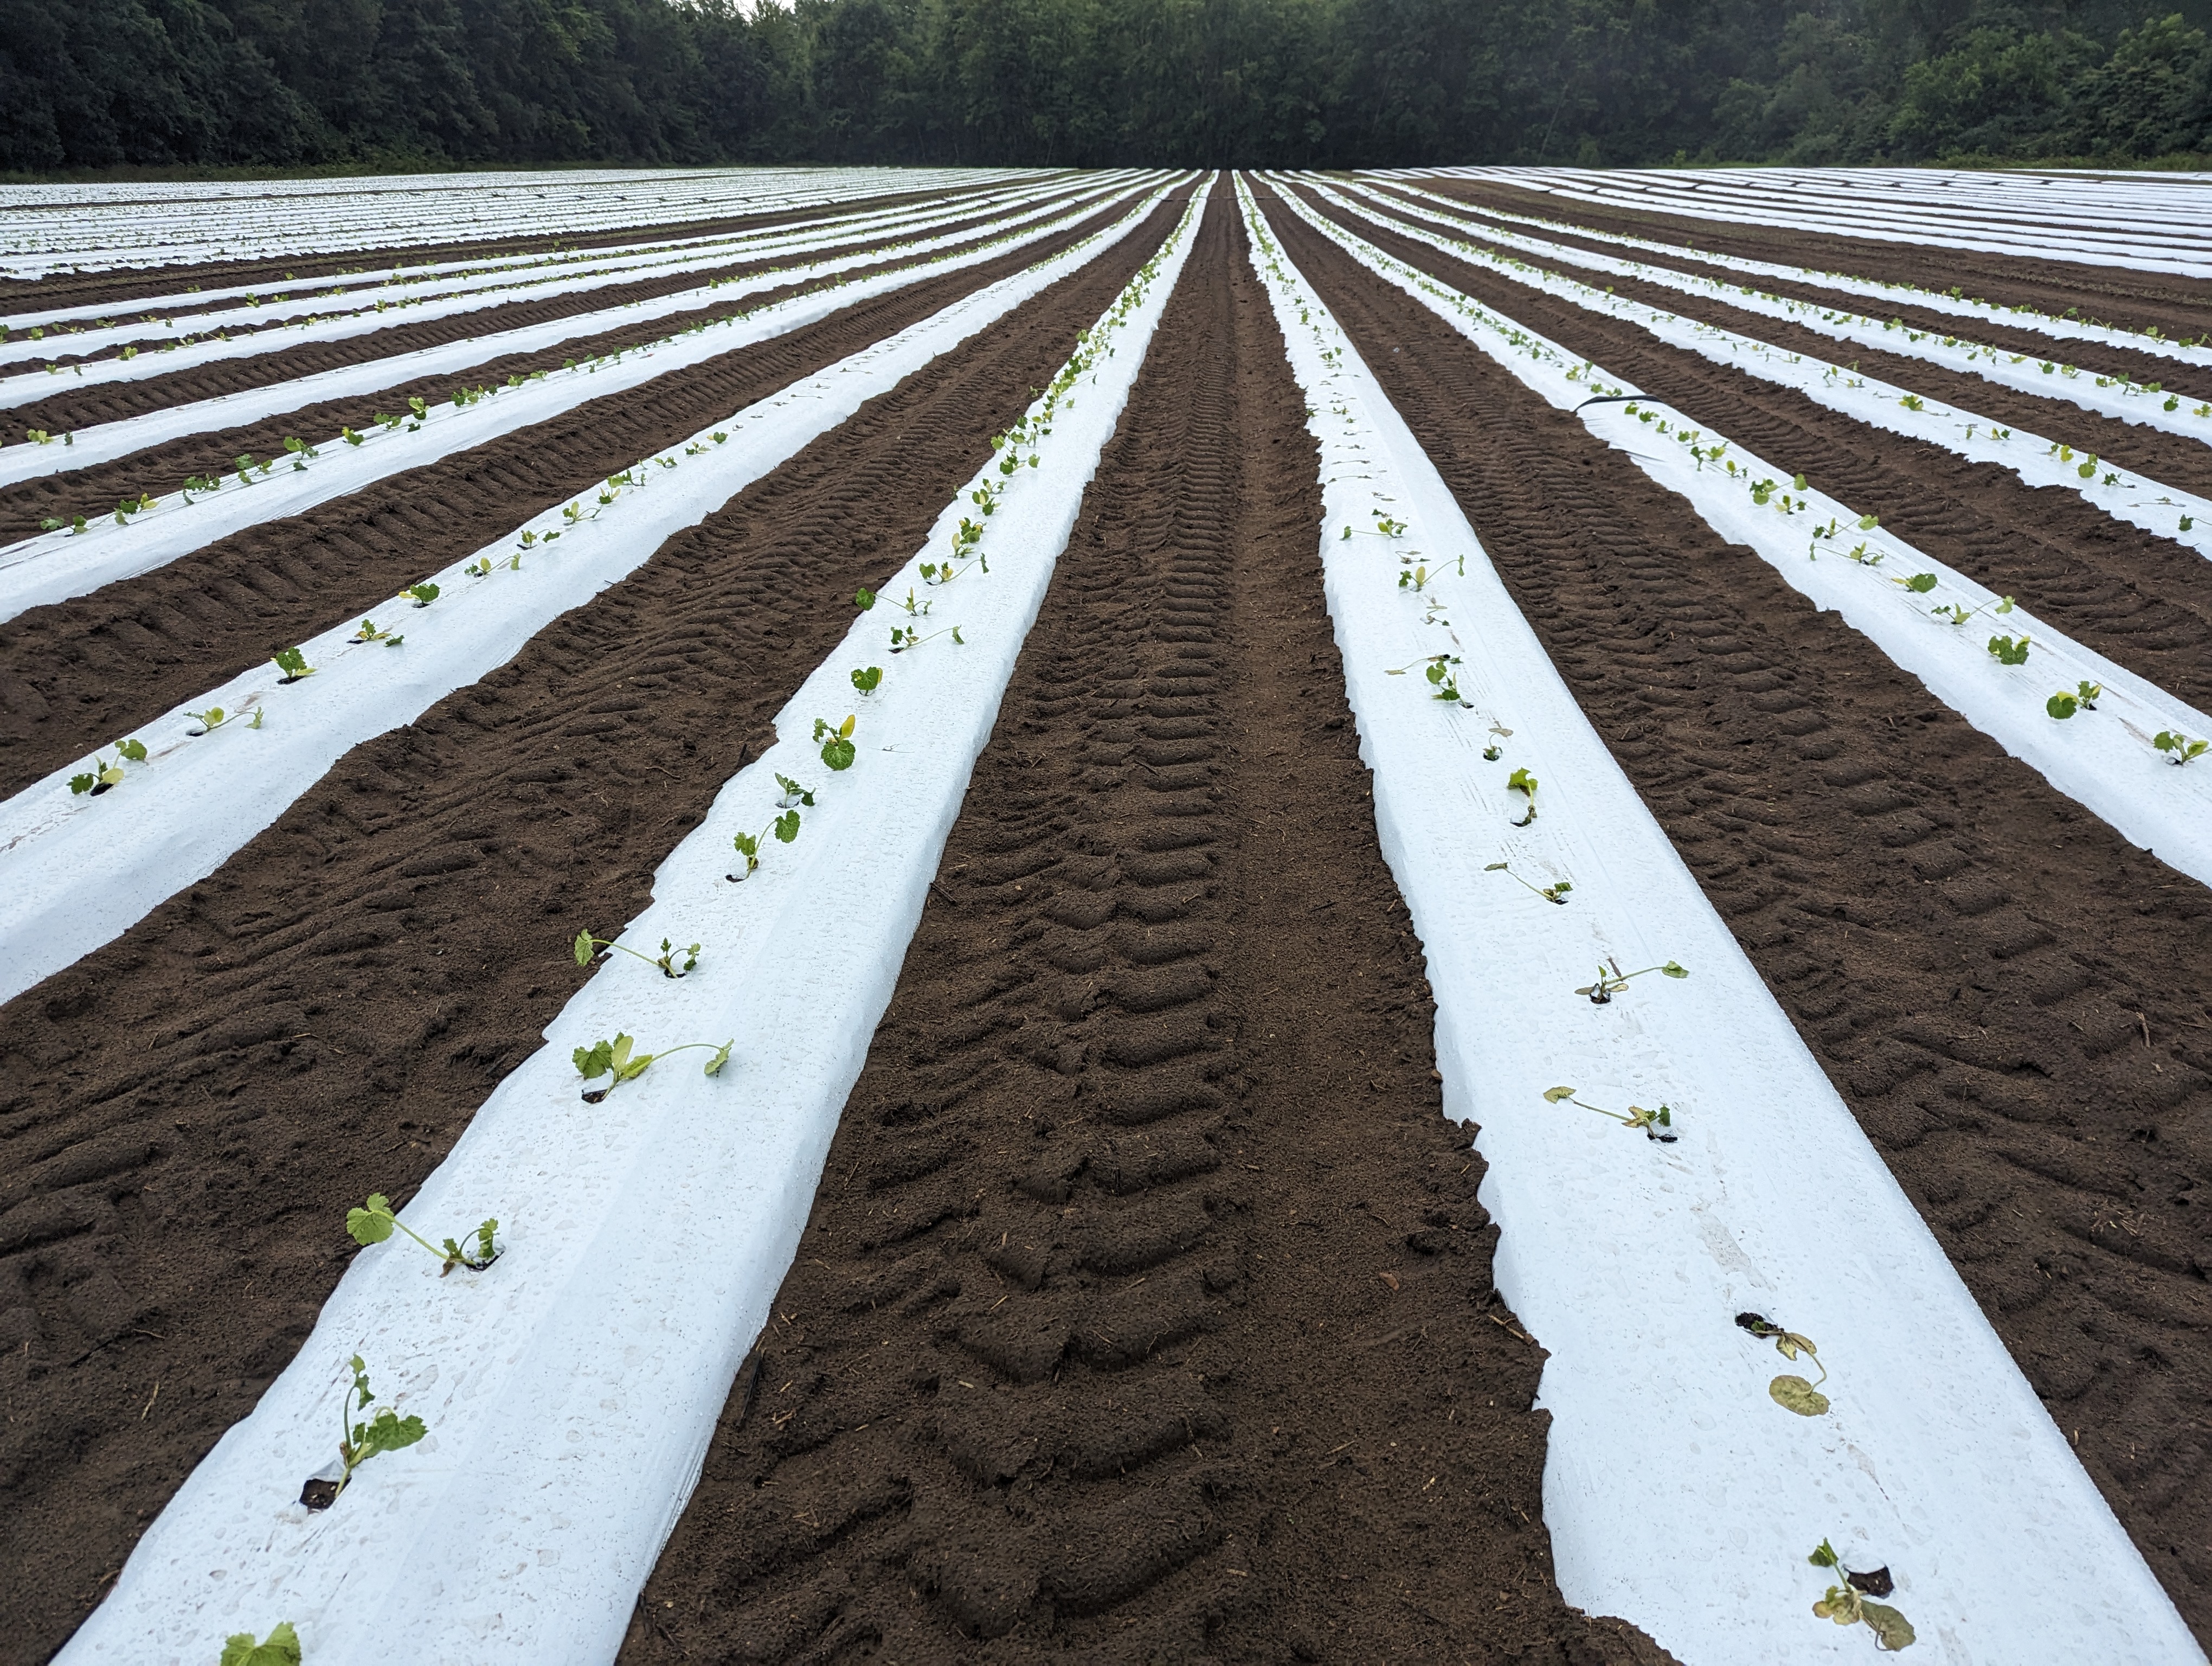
[729,810,801,879]
[187,706,239,735]
[300,1354,426,1509]
[2155,729,2209,765]
[891,624,963,652]
[1806,1540,1914,1652]
[1542,1085,1676,1141]
[403,582,439,608]
[69,738,147,796]
[346,1193,499,1275]
[351,619,403,646]
[1735,1312,1829,1415]
[1486,861,1570,905]
[775,773,814,809]
[272,646,316,683]
[573,928,699,978]
[1507,766,1538,825]
[572,1033,733,1102]
[219,1623,301,1665]
[815,715,858,771]
[2047,681,2101,719]
[851,665,883,696]
[1573,957,1688,1003]
[1986,633,2031,666]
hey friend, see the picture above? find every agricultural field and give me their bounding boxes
[0,162,2207,1666]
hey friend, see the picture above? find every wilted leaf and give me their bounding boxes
[1542,1086,1577,1103]
[1860,1600,1915,1650]
[1770,1374,1831,1416]
[1814,1585,1863,1626]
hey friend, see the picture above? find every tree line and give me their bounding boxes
[3,0,2210,176]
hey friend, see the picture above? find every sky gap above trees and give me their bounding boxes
[3,0,2211,176]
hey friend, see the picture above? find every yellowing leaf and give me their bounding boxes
[1770,1374,1831,1417]
[1861,1600,1916,1651]
[1542,1086,1577,1103]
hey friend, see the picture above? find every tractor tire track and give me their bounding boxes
[0,196,1150,803]
[1263,184,2212,1648]
[618,187,1675,1666]
[0,190,1182,1666]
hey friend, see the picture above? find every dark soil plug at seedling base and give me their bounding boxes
[1807,1538,1914,1651]
[1736,1312,1830,1415]
[573,1033,733,1101]
[1544,1085,1676,1141]
[1486,861,1570,904]
[301,1354,425,1510]
[346,1193,498,1276]
[1575,956,1687,1003]
[574,928,699,978]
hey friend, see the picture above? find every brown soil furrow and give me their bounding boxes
[0,177,1039,318]
[0,197,1154,803]
[0,193,1184,1666]
[3,184,1104,431]
[1419,178,2212,345]
[618,181,1673,1666]
[1371,181,2212,408]
[1261,183,2212,1646]
[1293,189,2212,715]
[0,193,1140,541]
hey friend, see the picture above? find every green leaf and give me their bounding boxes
[821,736,856,772]
[346,1195,396,1247]
[117,738,147,762]
[851,665,883,695]
[1860,1601,1916,1651]
[574,1040,614,1079]
[1506,767,1536,796]
[220,1622,301,1666]
[353,1406,427,1462]
[1770,1374,1831,1417]
[2046,693,2078,720]
[574,930,597,966]
[773,809,800,843]
[1856,514,1879,531]
[1902,573,1938,593]
[1808,1539,1840,1568]
[68,772,94,795]
[854,587,876,611]
[1660,962,1688,978]
[704,1040,734,1077]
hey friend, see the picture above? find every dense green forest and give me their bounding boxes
[4,0,2210,175]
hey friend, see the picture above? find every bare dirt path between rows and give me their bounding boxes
[619,183,1671,1666]
[0,189,1185,1666]
[1260,182,2212,1647]
[0,189,1137,544]
[0,176,1041,317]
[0,195,1143,802]
[1291,187,2212,721]
[1422,177,2212,347]
[1,182,1105,434]
[1377,180,2212,408]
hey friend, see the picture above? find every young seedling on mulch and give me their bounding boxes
[1486,861,1571,904]
[68,738,147,796]
[272,646,316,683]
[815,714,858,771]
[729,810,801,880]
[574,928,699,978]
[890,623,964,652]
[852,665,883,695]
[2155,728,2209,765]
[220,1623,300,1665]
[1806,1539,1915,1651]
[187,707,237,735]
[346,1193,499,1276]
[1574,956,1687,1004]
[1507,766,1538,825]
[1986,633,2031,666]
[351,619,403,646]
[1543,1085,1676,1141]
[775,773,814,809]
[402,582,439,607]
[301,1355,426,1510]
[2046,681,2102,720]
[572,1033,733,1102]
[1736,1311,1830,1415]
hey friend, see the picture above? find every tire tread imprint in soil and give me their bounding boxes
[1261,184,2212,1647]
[0,191,1187,1666]
[618,189,1675,1666]
[0,197,1146,804]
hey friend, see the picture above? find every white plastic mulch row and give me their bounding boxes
[0,179,1185,1013]
[1313,179,2212,559]
[1360,176,2212,371]
[1237,177,2203,1666]
[1409,165,2212,279]
[57,171,1208,1666]
[0,173,1107,386]
[0,178,1161,624]
[0,165,1041,278]
[0,174,1154,491]
[1343,178,2212,448]
[1269,185,2212,893]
